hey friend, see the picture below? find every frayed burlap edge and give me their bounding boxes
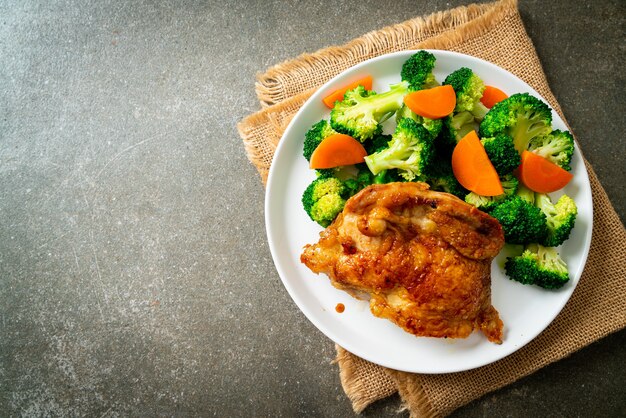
[255,0,517,107]
[334,345,397,413]
[386,369,438,418]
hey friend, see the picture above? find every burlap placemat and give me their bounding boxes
[237,0,626,416]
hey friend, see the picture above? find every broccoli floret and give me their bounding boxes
[437,111,476,156]
[343,170,375,196]
[342,179,361,196]
[330,82,409,142]
[315,164,361,182]
[443,67,489,120]
[490,195,546,244]
[314,168,338,179]
[465,174,519,211]
[479,93,553,154]
[303,119,337,161]
[421,117,444,138]
[396,104,443,137]
[424,158,467,199]
[401,50,439,91]
[504,244,569,289]
[481,134,521,175]
[301,177,349,227]
[501,173,521,194]
[364,118,435,181]
[516,183,536,204]
[363,133,392,155]
[427,174,466,199]
[535,193,578,247]
[528,129,575,171]
[449,112,477,138]
[441,111,476,142]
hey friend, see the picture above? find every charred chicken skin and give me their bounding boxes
[301,182,505,343]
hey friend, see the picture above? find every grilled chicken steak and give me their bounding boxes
[301,182,505,343]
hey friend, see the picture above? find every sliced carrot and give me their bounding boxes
[480,86,508,109]
[403,85,456,119]
[309,134,367,169]
[517,151,573,193]
[322,76,373,109]
[452,130,504,196]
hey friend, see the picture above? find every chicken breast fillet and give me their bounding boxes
[301,182,505,343]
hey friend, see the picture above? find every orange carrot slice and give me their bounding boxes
[480,86,508,109]
[322,76,373,109]
[517,151,573,193]
[403,85,457,119]
[452,130,504,196]
[309,134,367,169]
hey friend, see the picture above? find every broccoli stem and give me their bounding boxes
[374,170,389,184]
[368,83,410,121]
[512,111,554,154]
[471,101,489,121]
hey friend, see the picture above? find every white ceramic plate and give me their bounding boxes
[265,50,593,374]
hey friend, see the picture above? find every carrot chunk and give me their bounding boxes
[403,85,456,119]
[309,134,368,169]
[452,130,504,196]
[517,151,573,193]
[480,86,508,109]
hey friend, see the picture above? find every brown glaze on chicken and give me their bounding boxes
[301,182,505,343]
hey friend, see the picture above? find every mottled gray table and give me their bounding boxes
[1,0,624,416]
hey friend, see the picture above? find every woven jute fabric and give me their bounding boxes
[237,0,626,416]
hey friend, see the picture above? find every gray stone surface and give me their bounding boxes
[0,0,624,416]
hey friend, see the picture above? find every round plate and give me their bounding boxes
[265,50,593,374]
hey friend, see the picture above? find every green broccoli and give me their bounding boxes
[363,133,392,155]
[516,183,536,204]
[424,158,467,199]
[314,167,338,180]
[535,193,578,247]
[372,169,404,185]
[301,177,349,227]
[400,50,439,91]
[438,111,477,155]
[464,174,519,211]
[364,118,435,181]
[443,67,489,120]
[504,243,569,289]
[481,133,521,175]
[479,93,553,154]
[490,195,546,244]
[528,129,575,171]
[303,119,337,162]
[396,104,443,137]
[330,82,409,142]
[314,164,360,181]
[343,169,375,196]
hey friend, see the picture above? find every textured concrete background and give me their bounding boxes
[1,0,624,416]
